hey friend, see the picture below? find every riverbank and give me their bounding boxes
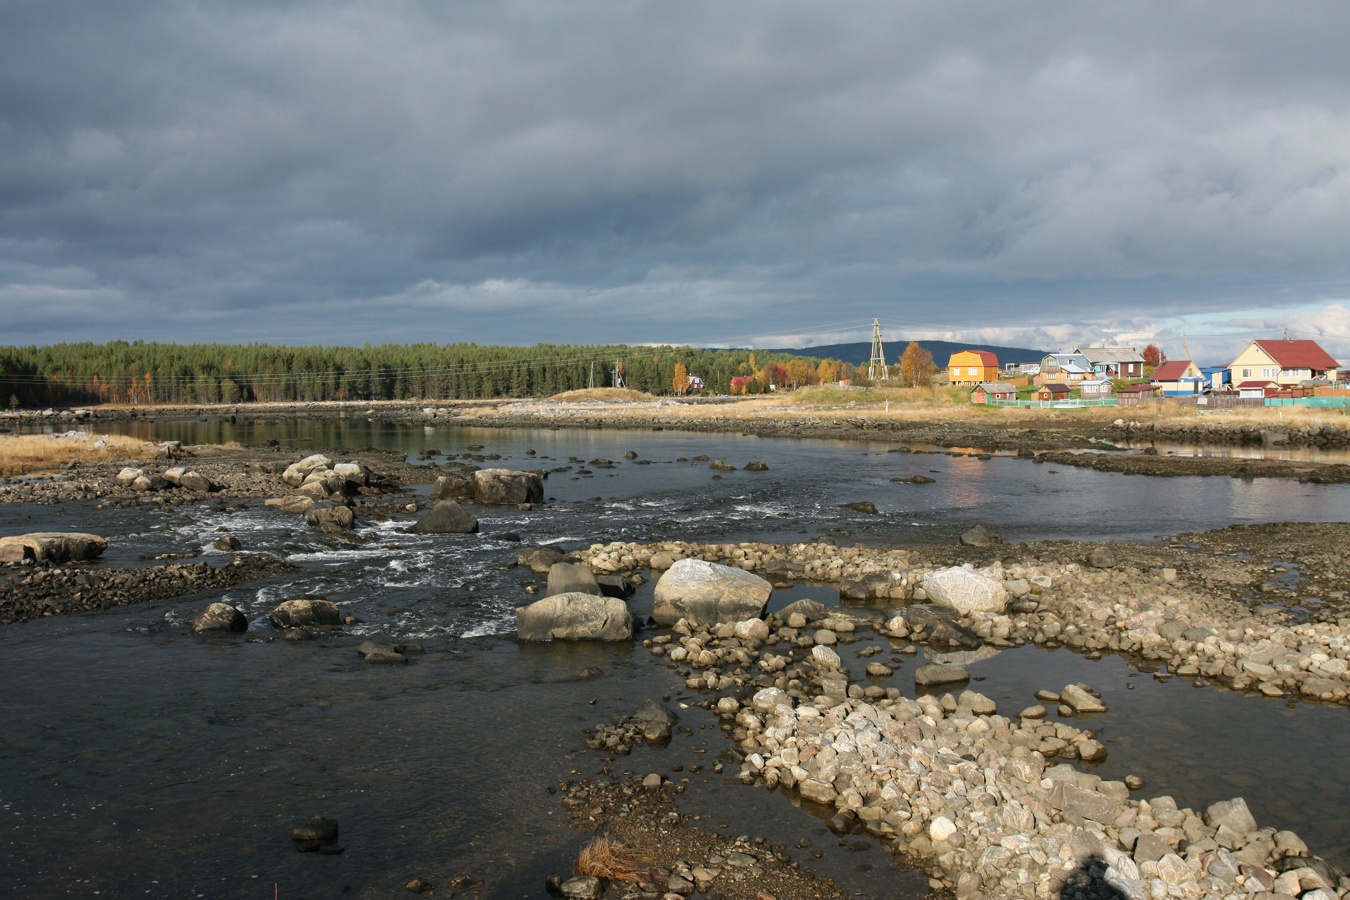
[7,393,1350,482]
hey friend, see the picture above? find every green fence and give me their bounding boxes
[1264,397,1350,408]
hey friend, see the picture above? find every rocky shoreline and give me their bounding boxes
[567,530,1350,899]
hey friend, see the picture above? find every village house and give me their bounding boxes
[1151,359,1206,396]
[1034,352,1091,386]
[1227,339,1340,393]
[1034,383,1072,402]
[1074,346,1146,379]
[1079,379,1114,399]
[947,350,1000,386]
[970,382,1017,404]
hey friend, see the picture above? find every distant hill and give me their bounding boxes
[766,340,1049,368]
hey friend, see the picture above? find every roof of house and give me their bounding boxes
[1038,383,1071,394]
[1152,360,1197,381]
[1236,380,1276,390]
[949,349,999,367]
[1249,339,1340,370]
[1078,346,1146,365]
[973,382,1016,394]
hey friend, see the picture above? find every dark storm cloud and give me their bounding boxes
[1,1,1348,358]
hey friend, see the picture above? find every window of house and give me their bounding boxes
[968,367,977,376]
[1241,368,1251,378]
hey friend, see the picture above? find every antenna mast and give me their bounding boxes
[868,318,890,382]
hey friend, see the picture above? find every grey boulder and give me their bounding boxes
[546,562,602,596]
[409,500,479,534]
[516,592,635,642]
[0,532,108,563]
[191,602,248,634]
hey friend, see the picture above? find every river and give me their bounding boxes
[2,420,1348,897]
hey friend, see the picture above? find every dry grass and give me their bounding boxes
[548,387,657,402]
[575,836,648,883]
[0,431,157,477]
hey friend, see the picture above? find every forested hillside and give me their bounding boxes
[0,342,852,407]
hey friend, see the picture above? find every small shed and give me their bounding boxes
[971,382,1017,404]
[1034,383,1072,402]
[1116,383,1160,407]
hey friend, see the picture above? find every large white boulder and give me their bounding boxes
[651,558,772,626]
[516,592,634,642]
[922,566,1009,615]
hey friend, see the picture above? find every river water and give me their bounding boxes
[2,420,1349,898]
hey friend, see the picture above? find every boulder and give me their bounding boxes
[840,501,879,514]
[282,454,333,487]
[356,640,411,664]
[914,663,970,687]
[1060,683,1107,714]
[518,546,567,573]
[0,532,108,563]
[630,699,677,743]
[960,524,1002,547]
[428,473,475,502]
[270,597,342,629]
[1205,797,1258,835]
[1086,546,1118,568]
[191,602,248,634]
[743,460,769,471]
[305,503,356,532]
[115,466,145,487]
[408,500,479,534]
[132,474,170,492]
[922,566,1009,615]
[838,572,892,601]
[332,462,370,489]
[265,495,316,514]
[212,536,242,552]
[891,474,936,484]
[0,542,34,565]
[776,598,830,623]
[651,558,773,626]
[290,816,341,854]
[546,562,602,596]
[908,605,983,648]
[178,471,216,493]
[301,469,347,497]
[473,469,543,505]
[515,592,635,641]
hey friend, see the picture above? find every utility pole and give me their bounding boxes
[868,318,890,382]
[588,361,595,390]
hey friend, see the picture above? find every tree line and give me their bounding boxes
[0,341,880,408]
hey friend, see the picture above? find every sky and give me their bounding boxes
[2,2,1349,366]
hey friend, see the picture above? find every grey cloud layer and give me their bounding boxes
[1,1,1348,351]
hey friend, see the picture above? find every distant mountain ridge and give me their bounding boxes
[766,340,1049,368]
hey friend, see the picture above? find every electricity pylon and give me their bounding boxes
[868,318,890,382]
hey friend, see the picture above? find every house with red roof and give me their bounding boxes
[947,349,1000,386]
[1227,339,1340,390]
